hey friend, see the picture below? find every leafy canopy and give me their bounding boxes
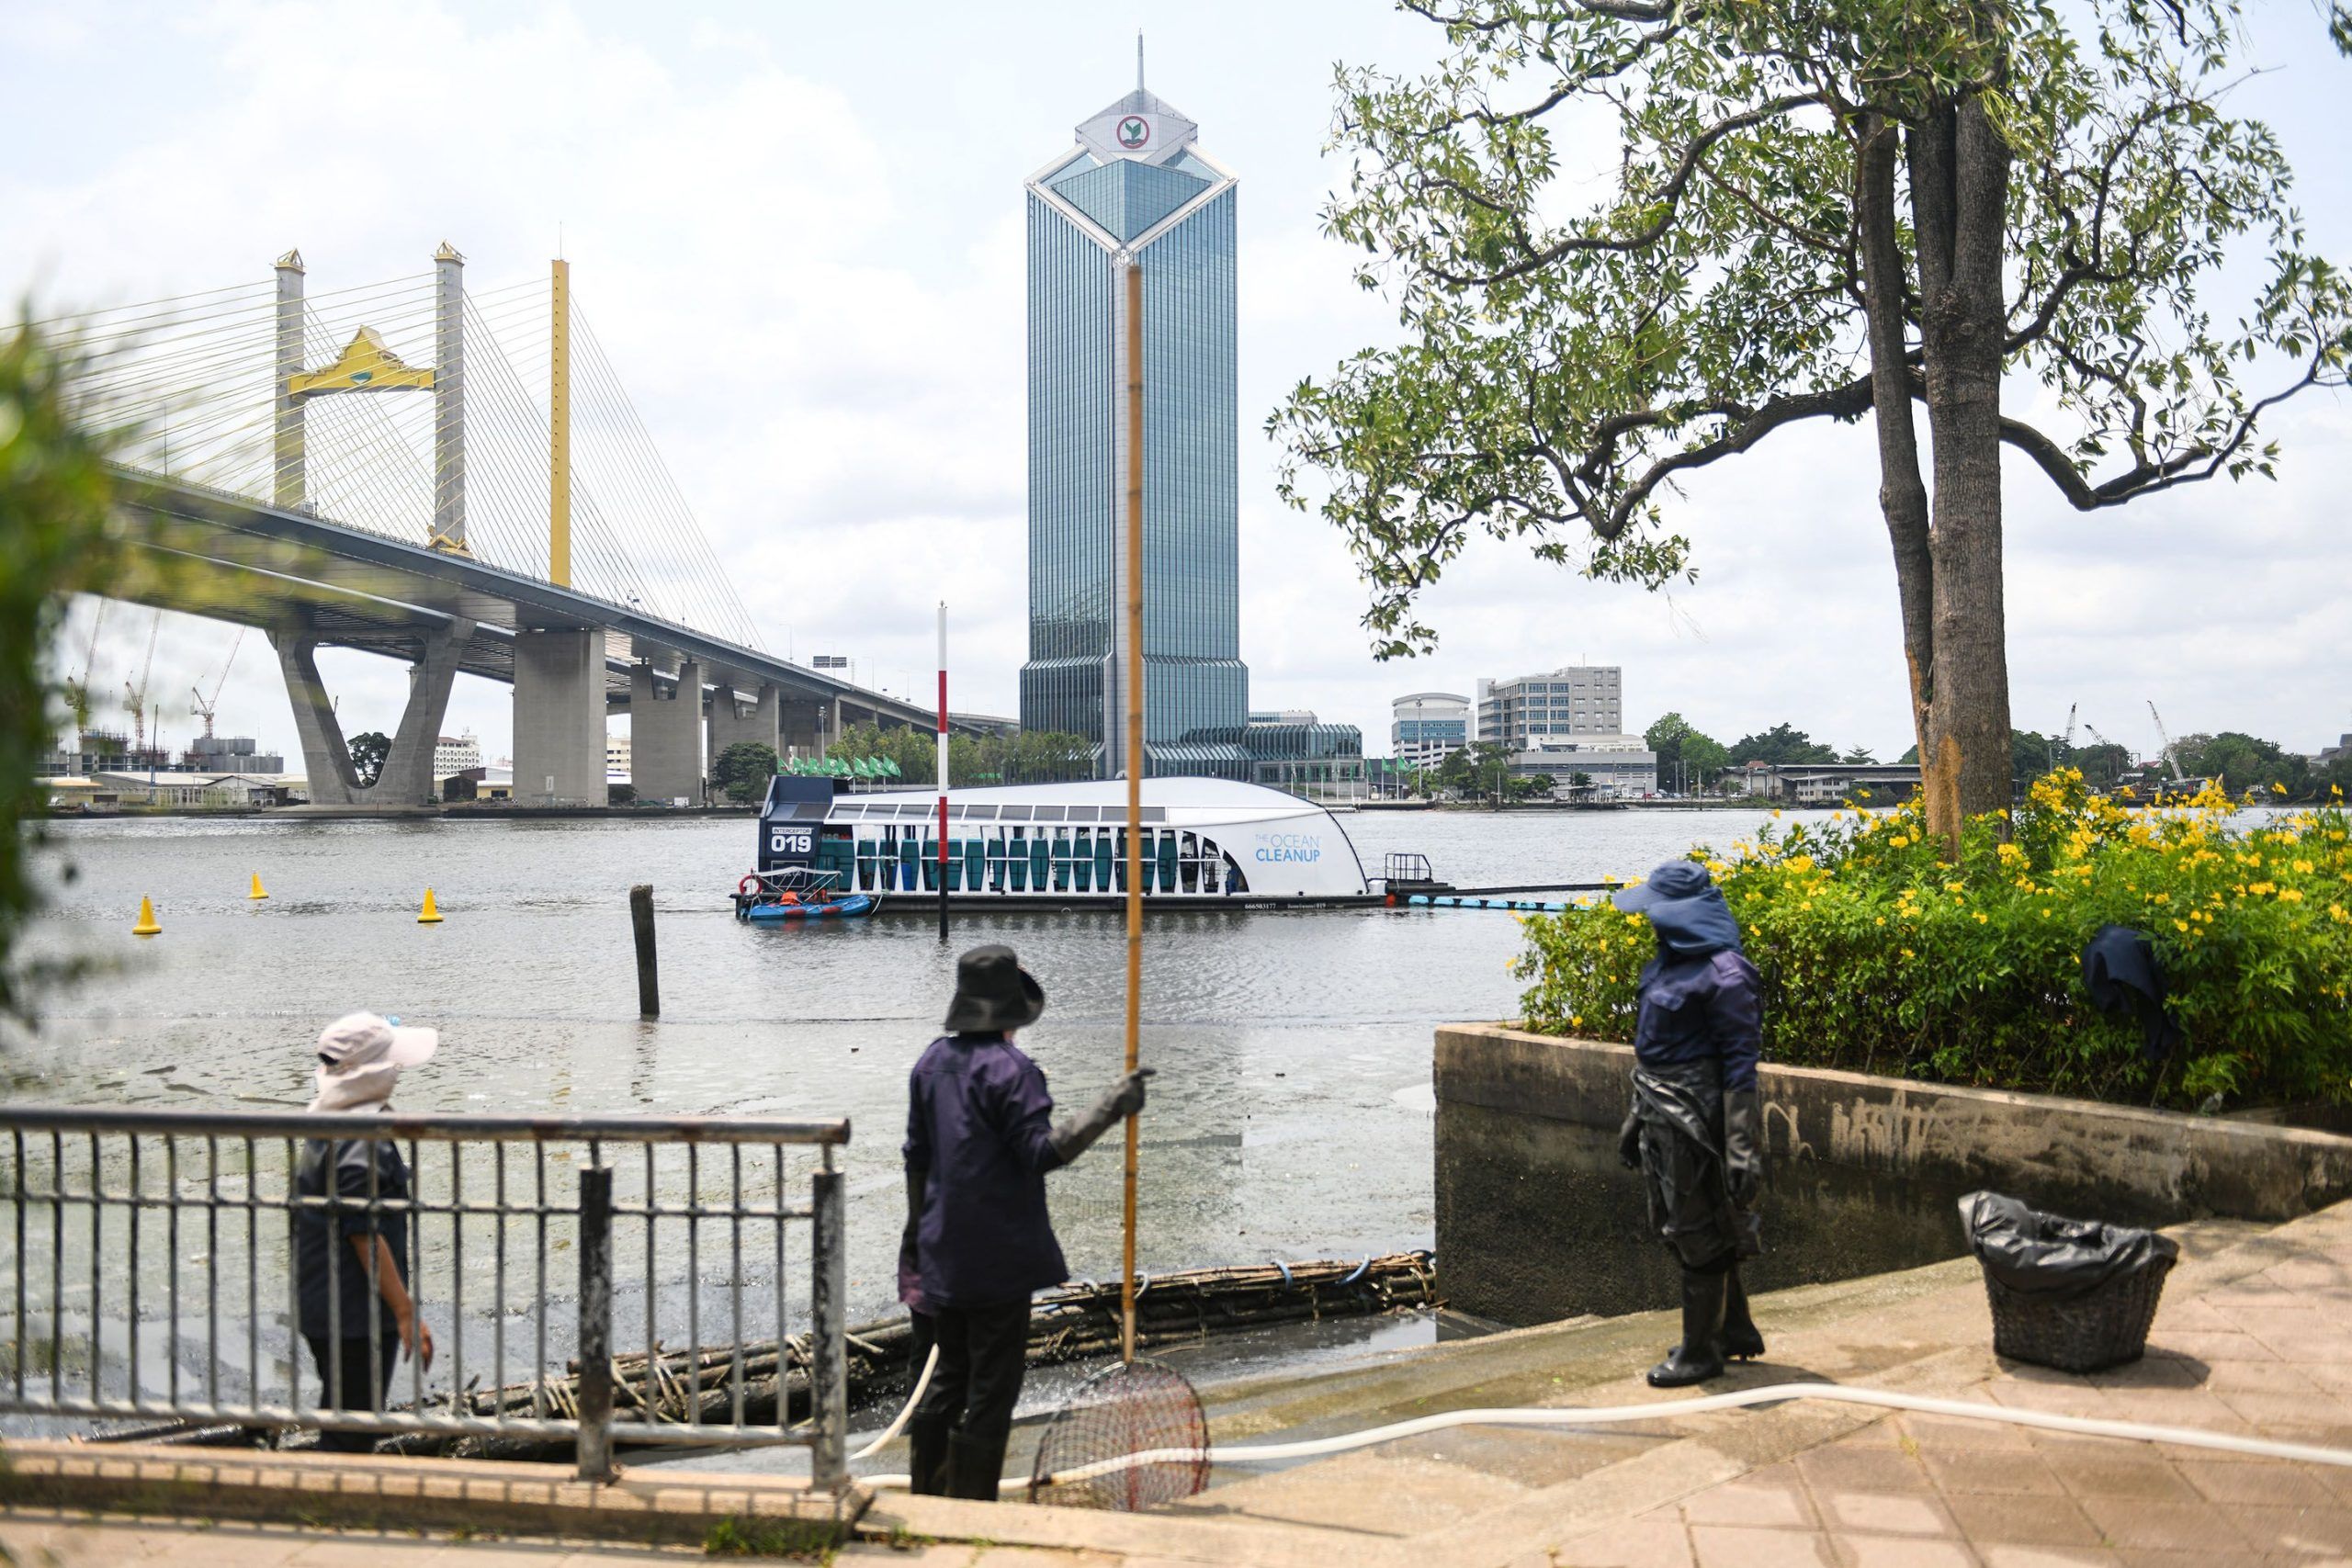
[1272,0,2352,657]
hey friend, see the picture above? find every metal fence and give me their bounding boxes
[0,1106,851,1485]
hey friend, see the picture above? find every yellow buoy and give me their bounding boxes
[249,874,269,900]
[417,888,444,924]
[132,897,162,936]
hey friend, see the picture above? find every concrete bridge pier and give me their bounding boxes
[631,660,705,806]
[707,682,780,766]
[513,629,607,807]
[275,616,474,807]
[780,700,828,761]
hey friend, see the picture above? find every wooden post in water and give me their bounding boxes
[629,884,659,1018]
[1120,257,1146,1366]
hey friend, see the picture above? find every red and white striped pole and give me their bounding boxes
[936,601,950,943]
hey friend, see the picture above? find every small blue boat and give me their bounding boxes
[732,867,880,923]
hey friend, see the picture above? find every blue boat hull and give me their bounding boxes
[739,893,876,922]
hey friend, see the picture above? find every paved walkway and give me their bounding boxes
[6,1202,2349,1566]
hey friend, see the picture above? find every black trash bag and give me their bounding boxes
[1959,1190,2180,1299]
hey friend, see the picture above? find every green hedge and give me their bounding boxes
[1511,774,2352,1110]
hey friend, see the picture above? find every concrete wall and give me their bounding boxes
[512,630,607,807]
[1435,1022,2352,1327]
[631,660,705,806]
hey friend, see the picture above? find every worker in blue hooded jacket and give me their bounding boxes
[1612,861,1767,1386]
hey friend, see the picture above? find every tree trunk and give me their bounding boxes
[1907,96,2015,848]
[1853,114,1939,818]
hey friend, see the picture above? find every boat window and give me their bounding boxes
[1065,807,1100,821]
[965,805,999,819]
[999,806,1033,820]
[896,804,930,818]
[1141,807,1167,823]
[1031,806,1066,821]
[787,801,829,819]
[831,804,865,818]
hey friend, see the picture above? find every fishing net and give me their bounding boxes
[1027,1358,1210,1511]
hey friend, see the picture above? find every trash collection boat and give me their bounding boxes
[730,866,878,922]
[752,775,1385,908]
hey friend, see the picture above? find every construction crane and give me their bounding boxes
[2062,703,2078,752]
[122,610,161,756]
[2147,700,2188,783]
[62,600,106,734]
[188,627,246,741]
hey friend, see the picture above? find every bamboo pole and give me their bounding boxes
[1120,256,1146,1366]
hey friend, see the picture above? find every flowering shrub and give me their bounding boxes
[1511,774,2352,1111]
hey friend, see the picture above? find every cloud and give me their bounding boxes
[7,0,2348,772]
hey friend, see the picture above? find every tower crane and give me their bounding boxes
[188,627,245,741]
[123,610,161,757]
[2147,700,2188,783]
[62,600,106,737]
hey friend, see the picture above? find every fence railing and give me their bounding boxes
[0,1106,851,1486]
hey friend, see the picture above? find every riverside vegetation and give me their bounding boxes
[1512,772,2352,1112]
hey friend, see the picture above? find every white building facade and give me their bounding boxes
[1477,667,1624,747]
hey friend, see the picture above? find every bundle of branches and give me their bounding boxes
[84,1253,1440,1460]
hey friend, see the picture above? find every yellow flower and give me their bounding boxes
[2278,888,2305,903]
[1901,948,1916,959]
[2294,859,2314,874]
[1973,911,1988,924]
[2273,782,2289,795]
[2174,919,2189,932]
[1874,916,1885,926]
[1997,842,2025,864]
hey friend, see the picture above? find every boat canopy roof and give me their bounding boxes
[825,778,1334,827]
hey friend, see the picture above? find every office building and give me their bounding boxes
[1391,692,1470,768]
[1018,51,1249,777]
[434,732,482,779]
[1243,710,1365,798]
[1477,666,1624,747]
[1506,735,1657,798]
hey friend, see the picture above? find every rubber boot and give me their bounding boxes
[945,1427,1009,1503]
[1721,1267,1765,1361]
[1647,1269,1728,1388]
[907,1415,952,1496]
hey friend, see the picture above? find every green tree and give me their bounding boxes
[1730,725,1838,766]
[2175,731,2311,799]
[2,322,121,1030]
[1645,711,1729,791]
[1843,746,1878,765]
[346,731,390,789]
[1272,0,2352,851]
[712,741,778,804]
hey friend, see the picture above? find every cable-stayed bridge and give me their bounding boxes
[49,245,944,807]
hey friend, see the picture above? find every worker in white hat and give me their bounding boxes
[296,1013,438,1449]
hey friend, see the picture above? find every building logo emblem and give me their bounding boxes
[1116,116,1151,149]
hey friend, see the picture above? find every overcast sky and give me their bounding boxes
[6,1,2347,769]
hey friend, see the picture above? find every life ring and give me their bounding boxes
[737,874,763,898]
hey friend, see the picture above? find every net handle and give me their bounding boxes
[1119,256,1145,1368]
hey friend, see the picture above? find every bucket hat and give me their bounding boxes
[308,1011,437,1112]
[1610,860,1715,914]
[943,945,1046,1034]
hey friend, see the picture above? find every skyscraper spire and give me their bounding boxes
[1136,30,1145,91]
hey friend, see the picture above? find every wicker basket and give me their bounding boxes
[1980,1250,2176,1373]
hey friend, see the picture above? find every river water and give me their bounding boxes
[13,804,1790,1427]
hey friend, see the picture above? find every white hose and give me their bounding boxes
[849,1344,940,1462]
[855,1376,2352,1492]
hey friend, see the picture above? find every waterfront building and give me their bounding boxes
[1505,735,1657,798]
[605,734,632,778]
[1391,692,1470,770]
[186,735,287,774]
[1736,761,1922,805]
[1477,667,1624,747]
[1017,52,1249,778]
[434,732,482,778]
[1242,709,1365,799]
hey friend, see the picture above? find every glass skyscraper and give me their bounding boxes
[1018,67,1250,778]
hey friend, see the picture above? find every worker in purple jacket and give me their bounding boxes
[899,945,1150,1500]
[1612,862,1767,1387]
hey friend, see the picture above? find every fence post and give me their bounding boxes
[808,1161,848,1491]
[575,1164,616,1483]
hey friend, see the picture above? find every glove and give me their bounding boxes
[1617,1102,1643,1170]
[1048,1068,1155,1166]
[1724,1088,1765,1209]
